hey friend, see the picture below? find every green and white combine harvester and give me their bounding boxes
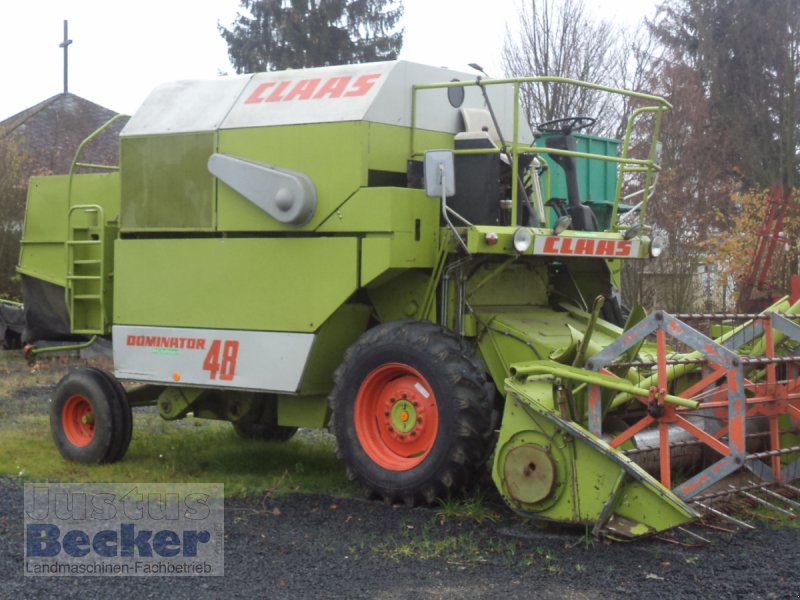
[18,62,800,539]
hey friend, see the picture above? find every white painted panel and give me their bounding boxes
[367,62,533,143]
[121,76,252,136]
[120,61,534,142]
[113,326,315,392]
[221,62,396,129]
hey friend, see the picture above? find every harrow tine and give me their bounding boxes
[692,502,756,530]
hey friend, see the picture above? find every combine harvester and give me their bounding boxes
[18,61,800,539]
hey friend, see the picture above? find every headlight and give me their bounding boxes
[513,227,533,253]
[650,235,666,258]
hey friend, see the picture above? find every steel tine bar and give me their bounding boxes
[692,502,756,530]
[755,485,800,510]
[782,483,800,496]
[738,490,796,518]
[676,526,711,544]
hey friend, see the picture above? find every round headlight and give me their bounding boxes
[513,227,533,253]
[650,235,666,258]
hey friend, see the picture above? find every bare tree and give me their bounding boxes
[502,0,619,135]
[607,27,661,140]
[0,131,31,298]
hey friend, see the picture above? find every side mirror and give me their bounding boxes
[423,150,456,198]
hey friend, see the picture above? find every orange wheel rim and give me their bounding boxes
[62,394,95,447]
[354,363,439,471]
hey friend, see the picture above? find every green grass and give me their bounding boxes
[373,526,488,564]
[0,409,358,499]
[0,350,359,498]
[436,488,502,523]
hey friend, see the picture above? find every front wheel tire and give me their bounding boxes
[330,320,494,505]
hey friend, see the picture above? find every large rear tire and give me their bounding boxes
[329,320,494,505]
[51,367,133,464]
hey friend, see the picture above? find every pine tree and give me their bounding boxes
[220,0,404,73]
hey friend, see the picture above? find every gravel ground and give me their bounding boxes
[1,354,799,598]
[2,476,800,599]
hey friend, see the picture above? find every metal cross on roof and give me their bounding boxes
[59,20,72,94]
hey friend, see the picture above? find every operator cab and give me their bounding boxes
[537,116,599,232]
[445,109,602,232]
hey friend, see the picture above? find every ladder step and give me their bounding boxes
[67,210,105,334]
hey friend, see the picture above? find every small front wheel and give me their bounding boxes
[51,368,132,464]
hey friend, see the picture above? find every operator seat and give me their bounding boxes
[449,108,535,226]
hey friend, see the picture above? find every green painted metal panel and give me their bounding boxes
[366,122,453,172]
[120,132,215,231]
[216,122,451,233]
[475,305,626,394]
[298,303,371,395]
[113,237,358,332]
[18,173,120,287]
[493,380,696,537]
[367,270,431,323]
[319,187,439,287]
[317,186,437,234]
[277,395,329,428]
[216,122,367,232]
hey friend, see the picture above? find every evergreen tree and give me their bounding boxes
[220,0,404,73]
[649,0,799,188]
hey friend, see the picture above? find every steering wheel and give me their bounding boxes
[536,116,596,134]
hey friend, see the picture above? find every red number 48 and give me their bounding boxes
[203,340,239,381]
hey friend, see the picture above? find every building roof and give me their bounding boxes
[0,93,127,175]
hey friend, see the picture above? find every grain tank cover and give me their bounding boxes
[120,61,531,139]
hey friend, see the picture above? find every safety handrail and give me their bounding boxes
[66,113,129,211]
[411,76,671,230]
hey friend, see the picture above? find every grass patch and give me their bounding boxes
[0,351,358,498]
[0,408,358,499]
[373,518,523,566]
[437,488,502,523]
[374,527,487,564]
[731,498,800,530]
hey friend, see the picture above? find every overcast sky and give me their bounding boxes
[0,0,656,120]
